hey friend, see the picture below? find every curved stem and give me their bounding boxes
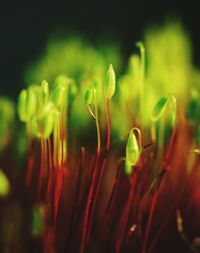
[94,91,101,155]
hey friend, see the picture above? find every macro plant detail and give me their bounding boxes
[0,22,200,253]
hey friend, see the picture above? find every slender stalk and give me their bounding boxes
[116,172,137,253]
[86,97,112,239]
[46,137,53,202]
[80,153,100,253]
[141,190,159,253]
[86,156,107,241]
[38,138,45,197]
[138,43,145,124]
[80,92,101,253]
[106,98,111,151]
[94,91,101,155]
[105,159,123,217]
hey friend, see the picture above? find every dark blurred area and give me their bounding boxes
[0,0,200,99]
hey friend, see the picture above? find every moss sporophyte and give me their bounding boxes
[0,22,200,253]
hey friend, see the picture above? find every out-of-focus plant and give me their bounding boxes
[0,21,200,253]
[0,97,15,151]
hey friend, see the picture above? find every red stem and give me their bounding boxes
[80,151,100,253]
[116,172,137,253]
[38,139,45,198]
[105,161,122,217]
[87,156,107,241]
[141,190,159,253]
[46,138,53,202]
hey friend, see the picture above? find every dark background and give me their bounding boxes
[0,0,200,99]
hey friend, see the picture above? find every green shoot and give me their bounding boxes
[136,42,145,123]
[104,64,116,150]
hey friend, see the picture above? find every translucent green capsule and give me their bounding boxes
[18,89,28,122]
[0,169,10,197]
[151,96,169,122]
[84,87,94,106]
[104,64,116,100]
[126,128,140,166]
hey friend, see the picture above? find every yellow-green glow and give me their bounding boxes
[0,170,10,197]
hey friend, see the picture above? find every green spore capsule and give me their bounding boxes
[125,128,141,175]
[104,64,116,100]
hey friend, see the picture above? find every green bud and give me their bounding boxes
[126,128,140,166]
[104,64,116,99]
[0,169,10,197]
[84,87,94,106]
